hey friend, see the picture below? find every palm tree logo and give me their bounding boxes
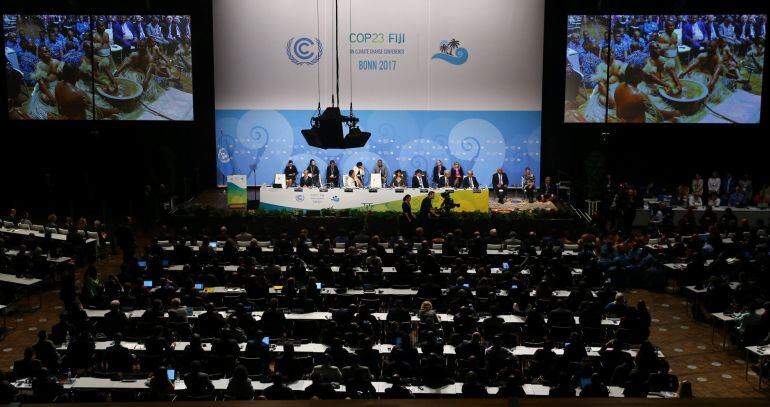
[448,38,460,55]
[439,38,461,55]
[432,38,468,65]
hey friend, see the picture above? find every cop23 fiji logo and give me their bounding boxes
[431,38,468,65]
[287,37,323,65]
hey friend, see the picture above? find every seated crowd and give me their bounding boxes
[2,186,769,402]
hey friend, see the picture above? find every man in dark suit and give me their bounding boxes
[540,176,558,202]
[105,333,133,372]
[326,160,340,187]
[547,300,576,328]
[183,360,215,396]
[432,160,445,187]
[162,15,180,46]
[462,170,479,189]
[411,169,429,188]
[129,16,147,41]
[438,170,453,188]
[491,167,509,203]
[198,302,225,339]
[103,300,128,338]
[13,348,42,379]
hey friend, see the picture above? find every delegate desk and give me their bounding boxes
[0,226,97,246]
[259,186,489,212]
[0,273,43,310]
[745,345,770,389]
[13,376,674,398]
[84,309,620,328]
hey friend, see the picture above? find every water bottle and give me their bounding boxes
[65,330,70,346]
[67,369,73,383]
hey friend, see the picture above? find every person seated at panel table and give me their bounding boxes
[372,159,389,186]
[492,167,509,204]
[353,161,366,187]
[438,170,453,188]
[300,170,317,188]
[307,159,321,186]
[283,160,298,187]
[326,159,340,187]
[461,170,478,189]
[345,170,362,188]
[432,159,445,187]
[539,176,558,202]
[391,170,407,187]
[450,161,464,188]
[411,169,429,188]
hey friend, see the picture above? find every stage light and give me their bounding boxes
[301,0,369,149]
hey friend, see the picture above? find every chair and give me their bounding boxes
[76,230,86,237]
[45,227,57,234]
[257,241,271,248]
[157,240,171,247]
[581,326,607,345]
[295,355,314,375]
[238,356,265,375]
[487,244,502,251]
[2,221,14,228]
[564,244,579,251]
[432,243,442,250]
[335,242,346,249]
[237,241,250,248]
[355,243,367,249]
[548,325,572,342]
[167,321,192,339]
[17,223,30,230]
[58,228,69,235]
[31,224,44,233]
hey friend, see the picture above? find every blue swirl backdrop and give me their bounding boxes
[215,110,541,186]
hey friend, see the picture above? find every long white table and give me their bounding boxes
[13,376,673,397]
[260,186,489,212]
[0,273,43,309]
[0,226,97,245]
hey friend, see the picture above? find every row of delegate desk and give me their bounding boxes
[84,309,620,327]
[0,226,97,246]
[12,376,676,398]
[53,340,662,361]
[161,242,582,258]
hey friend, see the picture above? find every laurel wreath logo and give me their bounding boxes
[286,37,324,66]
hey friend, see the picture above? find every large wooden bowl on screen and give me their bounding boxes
[658,80,709,116]
[98,78,143,113]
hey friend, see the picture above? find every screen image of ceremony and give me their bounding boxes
[564,14,767,124]
[215,0,544,212]
[4,14,194,120]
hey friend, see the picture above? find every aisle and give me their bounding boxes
[625,289,768,398]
